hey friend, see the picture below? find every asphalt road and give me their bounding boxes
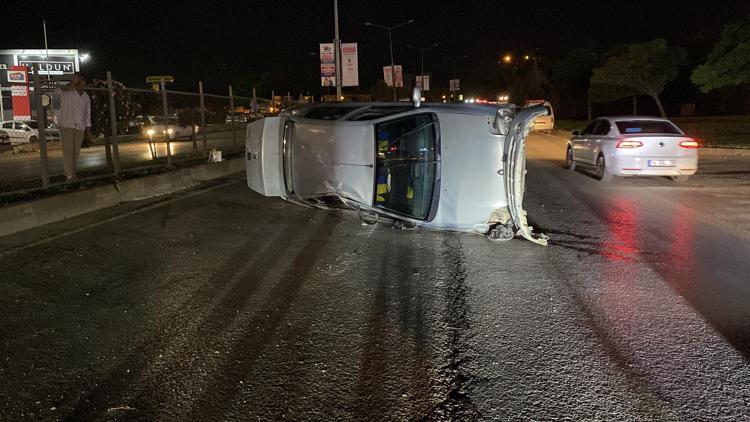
[1,132,748,420]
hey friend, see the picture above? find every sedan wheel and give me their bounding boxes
[565,147,576,170]
[29,136,38,143]
[596,155,613,182]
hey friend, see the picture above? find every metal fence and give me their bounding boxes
[0,68,290,197]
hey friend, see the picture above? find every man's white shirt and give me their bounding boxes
[54,87,91,130]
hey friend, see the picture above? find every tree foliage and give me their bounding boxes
[692,15,750,92]
[590,39,686,116]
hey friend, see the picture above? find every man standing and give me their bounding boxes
[55,72,91,180]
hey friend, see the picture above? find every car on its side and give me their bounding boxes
[565,116,698,182]
[244,91,549,244]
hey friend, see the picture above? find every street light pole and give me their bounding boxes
[334,0,342,100]
[365,19,414,101]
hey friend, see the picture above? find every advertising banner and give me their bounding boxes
[383,65,403,87]
[341,43,359,87]
[416,75,430,91]
[449,79,460,91]
[9,66,30,120]
[320,43,336,87]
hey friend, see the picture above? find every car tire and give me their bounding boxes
[596,154,613,182]
[29,135,38,143]
[487,223,514,242]
[565,147,576,170]
[671,175,691,183]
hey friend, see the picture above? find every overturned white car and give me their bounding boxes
[245,91,548,244]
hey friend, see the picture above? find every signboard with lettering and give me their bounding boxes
[19,60,75,75]
[320,43,336,87]
[9,66,31,120]
[341,43,359,87]
[0,49,80,84]
[383,65,404,88]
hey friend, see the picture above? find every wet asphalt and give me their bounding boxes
[1,133,749,421]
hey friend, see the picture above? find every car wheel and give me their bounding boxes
[487,223,514,242]
[565,147,576,170]
[671,175,691,183]
[29,135,38,143]
[596,154,613,182]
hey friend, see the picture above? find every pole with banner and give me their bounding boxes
[320,43,336,89]
[341,43,359,88]
[32,65,49,187]
[8,66,32,120]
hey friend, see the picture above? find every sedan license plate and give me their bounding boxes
[648,160,675,167]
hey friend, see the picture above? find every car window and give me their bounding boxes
[303,105,362,120]
[15,122,25,130]
[615,120,681,135]
[374,114,438,220]
[25,121,39,129]
[593,120,611,135]
[581,120,599,135]
[1,122,12,129]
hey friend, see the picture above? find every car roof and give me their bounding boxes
[600,115,672,122]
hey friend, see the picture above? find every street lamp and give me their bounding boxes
[406,42,439,81]
[364,18,415,101]
[501,53,512,64]
[79,52,90,63]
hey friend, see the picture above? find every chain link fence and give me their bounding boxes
[0,68,282,197]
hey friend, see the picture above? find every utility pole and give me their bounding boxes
[334,0,342,100]
[365,19,414,101]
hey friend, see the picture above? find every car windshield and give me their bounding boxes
[152,117,178,125]
[374,114,438,220]
[616,120,681,135]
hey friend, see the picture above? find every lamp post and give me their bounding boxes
[406,42,439,84]
[364,18,414,101]
[333,0,342,100]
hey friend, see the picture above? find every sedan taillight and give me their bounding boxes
[616,139,643,148]
[679,139,699,149]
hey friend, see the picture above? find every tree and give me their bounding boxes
[552,49,599,118]
[590,39,686,117]
[692,15,750,94]
[233,73,271,98]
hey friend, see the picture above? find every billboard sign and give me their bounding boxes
[19,60,75,75]
[449,79,460,91]
[0,49,80,84]
[341,43,359,87]
[383,65,403,87]
[9,66,31,120]
[416,75,430,91]
[320,43,336,87]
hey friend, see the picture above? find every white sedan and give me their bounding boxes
[566,116,698,182]
[245,91,549,244]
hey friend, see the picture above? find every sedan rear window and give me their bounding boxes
[615,120,681,135]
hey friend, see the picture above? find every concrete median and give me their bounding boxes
[0,157,244,238]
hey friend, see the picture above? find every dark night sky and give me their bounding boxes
[4,0,749,95]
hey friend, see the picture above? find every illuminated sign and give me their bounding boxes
[19,60,75,75]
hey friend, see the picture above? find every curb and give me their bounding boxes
[0,157,245,238]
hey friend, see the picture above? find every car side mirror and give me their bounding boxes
[571,130,580,136]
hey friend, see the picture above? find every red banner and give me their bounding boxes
[9,66,31,120]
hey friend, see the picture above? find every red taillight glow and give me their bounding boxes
[616,140,643,148]
[679,139,699,149]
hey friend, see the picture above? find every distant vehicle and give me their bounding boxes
[566,116,698,183]
[525,100,554,133]
[142,116,199,140]
[225,114,248,124]
[0,120,59,144]
[245,91,550,244]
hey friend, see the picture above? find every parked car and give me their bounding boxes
[525,100,554,133]
[1,120,39,144]
[244,91,549,244]
[143,116,199,140]
[565,116,698,182]
[0,120,60,144]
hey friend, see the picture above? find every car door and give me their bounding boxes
[589,119,612,160]
[572,120,598,164]
[504,104,549,245]
[15,122,31,143]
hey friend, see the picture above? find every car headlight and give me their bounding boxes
[147,129,155,136]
